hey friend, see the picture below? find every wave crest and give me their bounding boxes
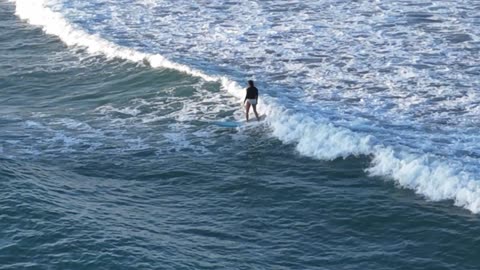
[11,0,480,213]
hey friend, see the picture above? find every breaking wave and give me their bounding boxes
[11,0,480,213]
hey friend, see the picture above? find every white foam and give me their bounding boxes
[265,101,480,213]
[124,137,150,151]
[369,148,480,213]
[10,0,216,82]
[162,129,211,155]
[48,132,83,152]
[24,120,45,129]
[55,118,94,131]
[95,105,141,117]
[11,0,480,213]
[264,101,373,159]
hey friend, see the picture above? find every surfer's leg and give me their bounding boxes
[245,102,251,122]
[252,104,260,121]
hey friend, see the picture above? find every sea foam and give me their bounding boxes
[11,0,480,213]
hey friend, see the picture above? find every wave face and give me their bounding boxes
[10,0,480,212]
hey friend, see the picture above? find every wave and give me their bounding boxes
[11,0,480,213]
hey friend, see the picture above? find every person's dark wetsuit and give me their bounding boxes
[245,86,258,100]
[244,81,260,121]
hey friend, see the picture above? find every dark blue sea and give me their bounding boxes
[1,0,480,269]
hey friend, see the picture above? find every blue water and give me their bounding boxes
[2,0,480,269]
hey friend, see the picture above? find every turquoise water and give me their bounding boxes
[2,0,480,269]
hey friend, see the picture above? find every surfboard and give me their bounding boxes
[213,121,242,128]
[213,115,267,128]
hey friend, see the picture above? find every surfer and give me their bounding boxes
[244,80,260,121]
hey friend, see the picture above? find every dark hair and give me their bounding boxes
[248,80,254,86]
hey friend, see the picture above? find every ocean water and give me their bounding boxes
[1,0,480,269]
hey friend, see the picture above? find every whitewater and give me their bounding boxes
[9,0,480,213]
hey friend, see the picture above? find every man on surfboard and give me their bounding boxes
[244,80,260,122]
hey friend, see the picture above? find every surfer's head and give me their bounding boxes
[248,80,254,87]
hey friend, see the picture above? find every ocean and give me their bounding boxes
[1,0,480,269]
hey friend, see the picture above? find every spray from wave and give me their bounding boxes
[10,0,480,213]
